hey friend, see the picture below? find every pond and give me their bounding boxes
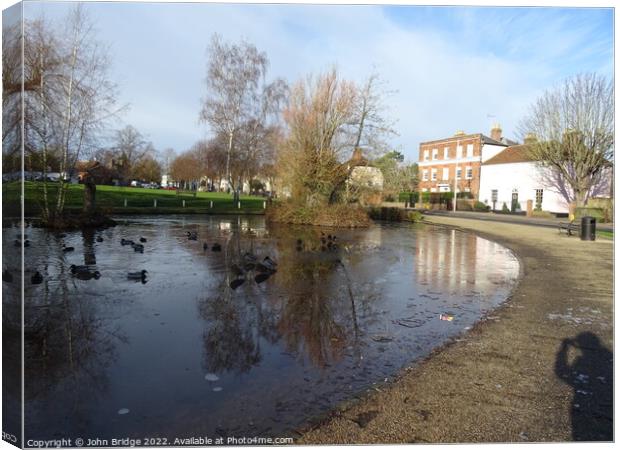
[3,215,519,444]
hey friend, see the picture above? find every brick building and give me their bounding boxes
[417,125,512,198]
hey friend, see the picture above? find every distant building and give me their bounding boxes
[347,148,384,190]
[417,125,509,197]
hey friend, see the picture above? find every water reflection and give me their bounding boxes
[8,215,519,443]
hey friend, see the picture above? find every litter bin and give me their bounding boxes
[580,216,596,241]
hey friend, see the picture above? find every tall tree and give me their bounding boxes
[278,69,357,205]
[350,72,398,157]
[519,73,613,207]
[199,34,286,192]
[111,125,149,183]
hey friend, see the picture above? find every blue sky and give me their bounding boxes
[15,2,615,161]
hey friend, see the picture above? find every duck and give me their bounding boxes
[230,264,245,277]
[3,269,13,283]
[254,272,271,284]
[243,252,257,263]
[132,243,144,252]
[74,270,101,281]
[256,256,277,274]
[229,278,246,290]
[96,236,104,242]
[127,270,148,280]
[31,271,43,285]
[186,231,198,241]
[203,242,209,251]
[296,239,303,251]
[139,237,147,243]
[121,238,134,246]
[62,246,75,252]
[24,240,30,247]
[211,243,222,252]
[70,264,91,274]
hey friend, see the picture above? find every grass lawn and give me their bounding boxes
[596,229,613,240]
[2,181,267,216]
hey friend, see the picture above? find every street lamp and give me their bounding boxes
[453,139,460,212]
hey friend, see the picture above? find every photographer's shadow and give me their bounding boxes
[555,332,613,441]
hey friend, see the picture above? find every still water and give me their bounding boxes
[3,215,519,443]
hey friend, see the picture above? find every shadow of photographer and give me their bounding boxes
[555,332,613,441]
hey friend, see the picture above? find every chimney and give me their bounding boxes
[523,133,537,145]
[490,123,502,141]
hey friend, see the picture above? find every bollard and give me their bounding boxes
[124,198,127,207]
[182,199,185,208]
[154,199,157,208]
[263,201,266,209]
[237,201,241,209]
[210,201,213,208]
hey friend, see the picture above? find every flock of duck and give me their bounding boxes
[2,229,339,290]
[3,233,149,285]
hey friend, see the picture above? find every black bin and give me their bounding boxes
[580,216,596,241]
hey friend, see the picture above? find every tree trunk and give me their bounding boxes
[83,173,96,215]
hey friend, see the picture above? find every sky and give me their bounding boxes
[9,1,616,161]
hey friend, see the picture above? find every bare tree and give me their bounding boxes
[519,73,613,207]
[111,125,149,183]
[350,72,398,157]
[278,69,357,205]
[199,34,286,193]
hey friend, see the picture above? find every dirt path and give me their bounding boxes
[298,217,613,443]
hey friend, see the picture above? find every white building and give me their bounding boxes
[479,144,614,214]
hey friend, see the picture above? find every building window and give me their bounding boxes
[456,168,462,180]
[421,188,428,192]
[422,169,429,181]
[444,147,449,159]
[535,189,543,209]
[442,167,449,180]
[456,145,463,159]
[431,168,437,181]
[430,187,437,193]
[465,166,473,179]
[466,144,474,157]
[432,148,438,160]
[423,150,429,161]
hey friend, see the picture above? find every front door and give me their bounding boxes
[511,190,519,212]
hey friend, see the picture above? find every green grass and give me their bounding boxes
[2,181,267,216]
[596,229,613,240]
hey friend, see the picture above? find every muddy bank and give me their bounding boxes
[298,216,613,443]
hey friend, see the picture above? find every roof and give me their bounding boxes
[483,145,535,165]
[420,133,508,147]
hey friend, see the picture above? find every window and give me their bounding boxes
[431,168,437,181]
[535,189,543,209]
[430,187,437,193]
[465,166,473,179]
[422,169,429,181]
[423,150,429,161]
[456,145,463,159]
[456,168,462,179]
[421,188,428,192]
[466,144,474,157]
[442,167,449,180]
[432,148,438,160]
[444,147,449,159]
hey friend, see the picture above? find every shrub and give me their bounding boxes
[456,199,473,211]
[473,201,490,212]
[267,200,371,227]
[407,210,424,222]
[501,202,510,213]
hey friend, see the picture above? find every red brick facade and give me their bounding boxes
[418,134,484,198]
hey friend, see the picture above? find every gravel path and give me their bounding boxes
[298,216,613,443]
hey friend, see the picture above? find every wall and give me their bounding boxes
[479,162,570,213]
